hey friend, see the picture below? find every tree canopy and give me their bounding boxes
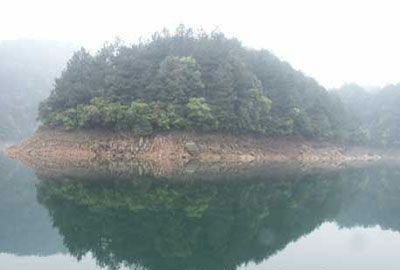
[39,26,357,140]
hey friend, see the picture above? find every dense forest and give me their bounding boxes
[3,26,395,146]
[334,83,400,146]
[39,26,359,141]
[0,40,74,141]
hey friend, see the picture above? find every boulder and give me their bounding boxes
[184,142,200,156]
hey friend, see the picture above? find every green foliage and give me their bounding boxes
[43,97,220,134]
[237,82,272,133]
[39,26,355,140]
[165,104,186,129]
[150,56,205,104]
[77,98,104,128]
[126,101,154,135]
[150,103,171,130]
[47,108,78,130]
[186,97,216,130]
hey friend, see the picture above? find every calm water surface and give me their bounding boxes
[1,154,400,270]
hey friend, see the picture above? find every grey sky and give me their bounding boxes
[1,0,399,88]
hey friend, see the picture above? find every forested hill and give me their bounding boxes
[0,40,75,141]
[334,83,400,146]
[39,26,358,141]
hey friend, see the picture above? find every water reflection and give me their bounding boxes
[31,162,400,270]
[0,155,64,256]
[242,222,400,270]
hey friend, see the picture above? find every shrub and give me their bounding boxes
[186,98,217,130]
[126,101,154,135]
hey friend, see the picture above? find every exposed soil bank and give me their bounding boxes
[5,128,382,175]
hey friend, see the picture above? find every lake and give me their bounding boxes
[1,154,400,270]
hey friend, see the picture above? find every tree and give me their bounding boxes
[40,48,96,120]
[126,101,154,135]
[186,97,216,130]
[149,56,205,104]
[39,25,355,141]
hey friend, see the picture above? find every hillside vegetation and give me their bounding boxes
[334,83,400,146]
[39,26,358,141]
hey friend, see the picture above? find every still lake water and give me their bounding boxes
[1,154,400,270]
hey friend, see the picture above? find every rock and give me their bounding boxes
[139,137,143,147]
[184,142,200,156]
[184,160,200,173]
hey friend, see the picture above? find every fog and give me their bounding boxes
[2,2,400,269]
[1,0,400,144]
[1,0,400,88]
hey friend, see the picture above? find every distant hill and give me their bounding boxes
[0,40,75,141]
[333,83,400,145]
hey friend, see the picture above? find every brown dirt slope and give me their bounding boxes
[5,127,381,175]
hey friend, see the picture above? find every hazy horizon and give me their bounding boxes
[2,0,400,89]
[2,3,400,269]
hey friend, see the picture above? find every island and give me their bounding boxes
[7,26,400,171]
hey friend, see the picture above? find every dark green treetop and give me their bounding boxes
[39,25,358,140]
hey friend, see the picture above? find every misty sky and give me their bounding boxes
[1,0,399,88]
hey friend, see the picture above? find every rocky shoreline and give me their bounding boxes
[4,128,382,175]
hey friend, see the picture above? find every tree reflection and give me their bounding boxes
[36,162,400,270]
